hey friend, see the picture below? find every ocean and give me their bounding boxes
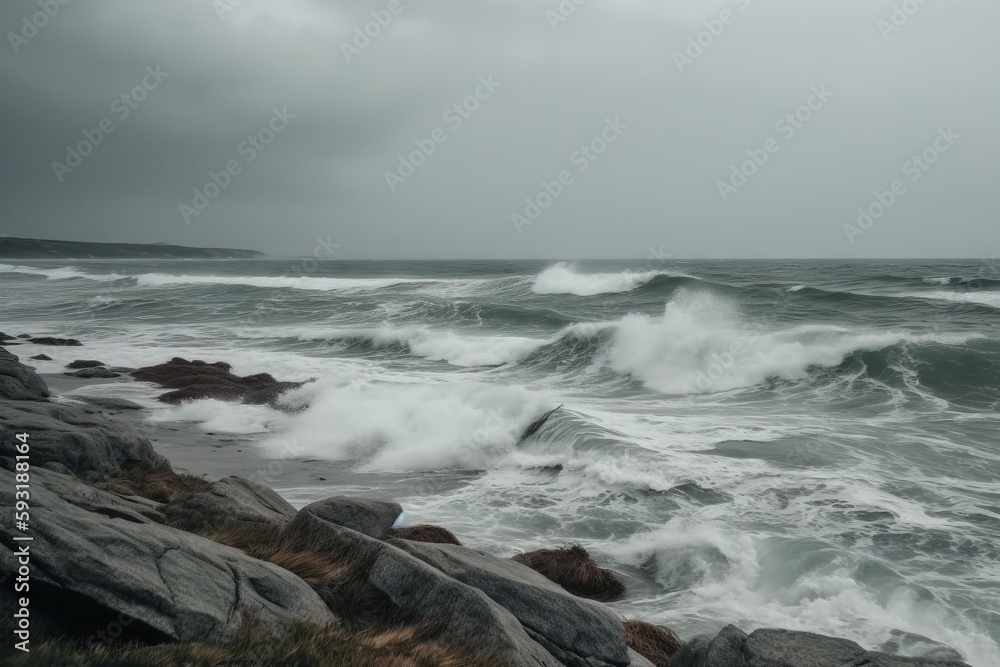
[2,258,999,665]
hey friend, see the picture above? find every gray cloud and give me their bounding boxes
[0,0,996,258]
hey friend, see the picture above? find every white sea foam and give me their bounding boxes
[322,326,548,367]
[0,263,122,282]
[611,520,999,666]
[263,377,545,471]
[133,273,430,291]
[532,263,686,296]
[601,291,981,394]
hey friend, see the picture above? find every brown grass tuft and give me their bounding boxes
[0,615,505,667]
[193,520,286,560]
[388,524,463,546]
[624,619,684,667]
[512,544,626,602]
[101,466,211,504]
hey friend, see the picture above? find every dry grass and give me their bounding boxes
[388,524,463,546]
[512,544,626,602]
[101,466,211,504]
[191,516,388,630]
[624,619,684,667]
[0,616,505,667]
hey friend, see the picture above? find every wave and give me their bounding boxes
[606,292,985,394]
[517,291,983,395]
[531,263,691,296]
[900,291,1000,310]
[293,326,548,367]
[265,377,545,471]
[133,273,432,291]
[0,263,123,282]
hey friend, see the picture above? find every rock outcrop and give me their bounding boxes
[0,347,49,400]
[28,337,83,346]
[132,357,306,407]
[162,476,298,532]
[391,539,632,667]
[671,625,971,667]
[0,467,337,645]
[0,400,167,476]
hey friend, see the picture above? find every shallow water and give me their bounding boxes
[3,258,999,664]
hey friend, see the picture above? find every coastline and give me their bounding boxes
[0,343,977,666]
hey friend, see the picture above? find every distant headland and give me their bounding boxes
[0,236,265,259]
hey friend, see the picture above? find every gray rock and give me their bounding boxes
[671,624,749,667]
[75,395,145,411]
[29,336,82,346]
[67,359,108,369]
[16,333,31,339]
[367,538,563,666]
[389,539,630,667]
[162,476,297,532]
[879,630,966,663]
[0,332,15,341]
[42,461,72,474]
[0,467,336,644]
[0,400,168,475]
[284,508,563,666]
[298,495,402,538]
[671,625,972,667]
[0,347,50,400]
[30,354,52,361]
[65,367,122,379]
[626,649,656,667]
[745,627,865,666]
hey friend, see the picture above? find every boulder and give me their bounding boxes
[132,357,304,407]
[30,354,52,361]
[299,496,402,538]
[16,333,31,339]
[388,524,462,545]
[67,359,108,369]
[65,367,122,379]
[389,539,631,667]
[0,467,336,645]
[75,395,145,411]
[0,347,50,400]
[627,650,656,667]
[0,332,15,341]
[283,508,563,666]
[671,625,972,667]
[162,476,298,532]
[366,543,564,667]
[29,336,83,346]
[0,401,168,475]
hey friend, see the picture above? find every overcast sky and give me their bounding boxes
[0,0,997,259]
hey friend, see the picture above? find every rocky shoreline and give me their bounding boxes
[0,343,974,666]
